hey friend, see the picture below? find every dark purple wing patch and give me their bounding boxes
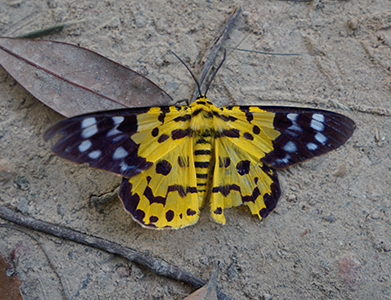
[44,107,154,177]
[255,107,355,169]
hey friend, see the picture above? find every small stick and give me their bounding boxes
[190,6,241,102]
[225,46,312,57]
[15,18,100,39]
[0,206,230,300]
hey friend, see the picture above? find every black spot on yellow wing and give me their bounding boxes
[157,134,169,143]
[192,108,203,117]
[149,216,159,223]
[144,186,166,204]
[172,129,190,139]
[241,187,260,203]
[158,106,170,124]
[178,156,190,167]
[239,106,254,123]
[187,208,197,216]
[213,111,237,122]
[236,160,250,175]
[214,207,223,215]
[252,125,261,134]
[174,114,191,122]
[166,210,174,222]
[152,127,159,137]
[156,160,172,176]
[219,157,231,168]
[212,184,241,197]
[221,129,240,138]
[168,185,197,197]
[243,132,254,140]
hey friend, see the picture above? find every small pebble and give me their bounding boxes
[347,18,359,30]
[116,266,131,278]
[263,293,272,300]
[286,194,297,202]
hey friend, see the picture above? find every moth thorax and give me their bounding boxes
[190,110,214,131]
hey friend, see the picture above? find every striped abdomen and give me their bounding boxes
[193,130,214,204]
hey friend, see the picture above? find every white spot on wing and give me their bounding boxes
[112,116,124,125]
[120,162,128,171]
[107,128,122,137]
[287,113,298,122]
[288,124,302,132]
[88,150,101,159]
[113,146,128,160]
[107,117,124,137]
[286,130,299,138]
[81,118,96,128]
[310,114,325,131]
[78,140,92,152]
[82,125,98,138]
[276,154,291,164]
[283,141,297,153]
[315,132,327,145]
[120,162,138,172]
[111,136,123,143]
[313,113,325,122]
[307,142,318,151]
[287,113,303,132]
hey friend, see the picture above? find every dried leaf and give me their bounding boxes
[0,37,173,117]
[0,252,23,300]
[184,262,219,300]
[184,286,218,300]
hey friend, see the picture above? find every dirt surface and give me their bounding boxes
[0,1,390,299]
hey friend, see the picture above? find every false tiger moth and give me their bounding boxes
[45,87,355,229]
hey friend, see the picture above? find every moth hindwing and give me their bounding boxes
[45,97,355,229]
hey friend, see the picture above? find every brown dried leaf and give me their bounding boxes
[184,262,219,300]
[0,252,23,300]
[0,37,173,117]
[184,285,218,300]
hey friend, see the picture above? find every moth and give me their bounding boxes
[45,52,355,230]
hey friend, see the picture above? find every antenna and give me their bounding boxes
[204,48,226,97]
[170,51,203,97]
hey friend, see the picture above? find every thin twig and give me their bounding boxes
[190,6,241,102]
[0,206,231,300]
[225,46,312,57]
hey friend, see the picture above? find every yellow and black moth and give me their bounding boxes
[44,54,355,230]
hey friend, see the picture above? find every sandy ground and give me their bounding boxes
[0,0,390,299]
